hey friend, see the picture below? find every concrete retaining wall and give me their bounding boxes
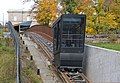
[84,45,120,83]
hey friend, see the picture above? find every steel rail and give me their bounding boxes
[80,73,92,83]
[28,32,91,83]
[28,32,73,83]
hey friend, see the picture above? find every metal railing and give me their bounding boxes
[6,21,20,83]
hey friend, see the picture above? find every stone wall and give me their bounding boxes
[7,10,36,25]
[84,45,120,83]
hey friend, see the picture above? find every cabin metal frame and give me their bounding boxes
[52,14,86,69]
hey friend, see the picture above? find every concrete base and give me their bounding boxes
[84,45,120,83]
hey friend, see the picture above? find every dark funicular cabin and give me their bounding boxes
[52,14,86,71]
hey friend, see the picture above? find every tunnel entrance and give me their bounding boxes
[13,21,32,33]
[14,25,19,32]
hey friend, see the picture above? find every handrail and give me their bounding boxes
[6,21,20,83]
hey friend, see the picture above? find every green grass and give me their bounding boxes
[21,46,43,83]
[89,43,120,51]
[22,67,42,83]
[0,41,16,83]
[0,29,16,82]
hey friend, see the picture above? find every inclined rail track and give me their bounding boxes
[27,32,91,83]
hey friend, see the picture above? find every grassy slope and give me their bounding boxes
[89,43,120,51]
[0,42,42,82]
[0,33,42,82]
[0,29,16,82]
[0,42,16,83]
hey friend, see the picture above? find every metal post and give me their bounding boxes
[37,69,40,75]
[23,41,24,44]
[26,46,28,50]
[16,44,20,83]
[2,13,4,26]
[22,11,23,22]
[19,24,21,33]
[30,55,33,60]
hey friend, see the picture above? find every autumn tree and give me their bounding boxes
[73,0,96,34]
[90,0,117,34]
[35,0,119,34]
[74,0,118,34]
[62,0,77,14]
[94,0,118,34]
[108,0,120,33]
[35,0,57,26]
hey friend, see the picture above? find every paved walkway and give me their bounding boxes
[22,36,62,83]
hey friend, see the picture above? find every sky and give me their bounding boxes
[0,0,34,25]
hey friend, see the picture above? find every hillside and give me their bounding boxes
[0,38,16,83]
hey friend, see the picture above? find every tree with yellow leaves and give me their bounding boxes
[35,0,57,26]
[74,0,118,34]
[108,0,120,34]
[63,0,77,14]
[91,0,118,34]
